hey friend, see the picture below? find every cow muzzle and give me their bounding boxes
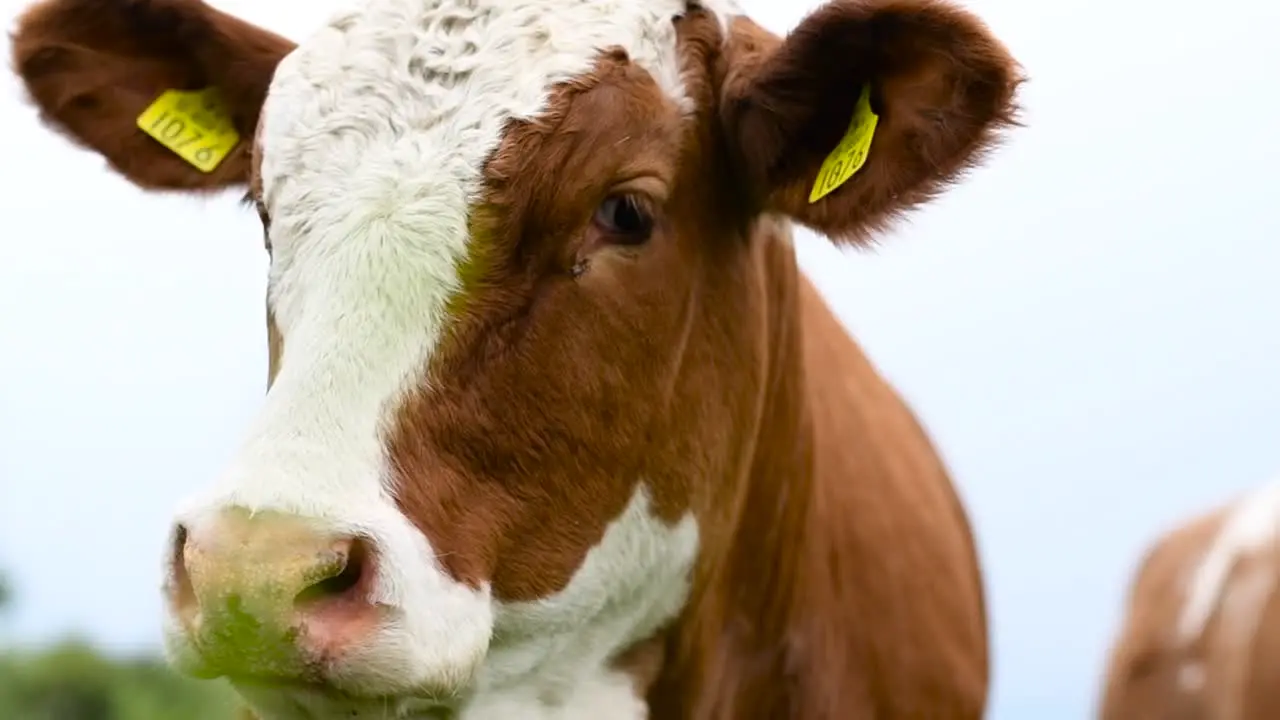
[163,508,382,683]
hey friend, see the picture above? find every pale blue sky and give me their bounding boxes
[1,0,1277,718]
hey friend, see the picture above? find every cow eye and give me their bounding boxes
[592,194,653,244]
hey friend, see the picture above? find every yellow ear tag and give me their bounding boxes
[135,88,241,173]
[808,84,879,204]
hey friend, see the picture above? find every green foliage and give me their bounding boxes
[0,638,238,720]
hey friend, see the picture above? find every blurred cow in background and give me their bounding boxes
[1099,477,1280,720]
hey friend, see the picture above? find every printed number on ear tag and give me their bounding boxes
[136,88,241,173]
[808,84,879,204]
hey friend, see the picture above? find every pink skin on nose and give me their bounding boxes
[293,538,385,663]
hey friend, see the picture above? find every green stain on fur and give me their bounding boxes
[195,592,306,678]
[444,207,503,321]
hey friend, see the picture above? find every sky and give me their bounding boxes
[0,0,1277,718]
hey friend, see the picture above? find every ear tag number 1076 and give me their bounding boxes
[136,88,241,173]
[808,84,879,204]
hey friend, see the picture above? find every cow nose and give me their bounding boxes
[165,508,381,680]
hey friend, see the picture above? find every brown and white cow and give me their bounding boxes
[11,0,1021,717]
[1098,479,1280,720]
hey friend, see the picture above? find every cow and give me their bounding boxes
[10,0,1022,717]
[1098,478,1280,720]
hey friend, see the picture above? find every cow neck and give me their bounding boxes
[648,223,821,719]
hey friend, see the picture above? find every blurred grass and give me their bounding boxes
[0,638,239,720]
[0,570,237,719]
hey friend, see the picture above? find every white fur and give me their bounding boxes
[163,0,737,714]
[463,486,698,719]
[1176,662,1206,692]
[1174,477,1280,691]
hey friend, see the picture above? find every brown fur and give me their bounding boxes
[1098,491,1280,720]
[10,0,1023,717]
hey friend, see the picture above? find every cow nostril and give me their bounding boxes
[294,536,371,608]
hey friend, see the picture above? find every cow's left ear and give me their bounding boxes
[719,0,1023,245]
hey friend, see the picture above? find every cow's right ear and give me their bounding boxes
[10,0,295,192]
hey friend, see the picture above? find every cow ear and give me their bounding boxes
[10,0,295,193]
[719,0,1023,246]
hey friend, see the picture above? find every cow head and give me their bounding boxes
[11,0,1019,716]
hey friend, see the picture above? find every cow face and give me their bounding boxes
[11,0,1019,716]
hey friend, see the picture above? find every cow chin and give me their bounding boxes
[230,681,464,719]
[159,493,496,713]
